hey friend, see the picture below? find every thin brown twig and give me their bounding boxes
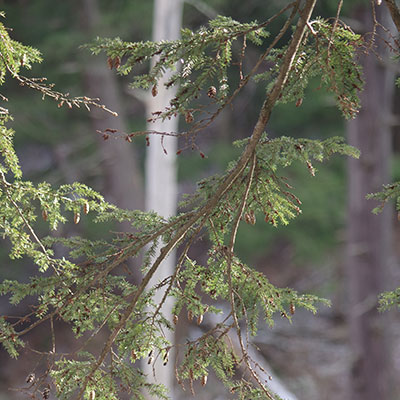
[225,153,275,398]
[184,0,301,140]
[369,0,379,50]
[74,0,317,396]
[0,172,50,260]
[0,171,75,300]
[130,1,301,150]
[239,34,247,81]
[75,212,206,399]
[0,39,118,117]
[50,316,56,354]
[9,212,195,341]
[149,212,209,328]
[327,0,344,56]
[15,74,118,116]
[96,2,301,156]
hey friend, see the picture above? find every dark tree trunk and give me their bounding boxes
[79,0,143,213]
[346,6,394,400]
[78,0,144,282]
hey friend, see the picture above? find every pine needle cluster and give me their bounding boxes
[0,3,395,399]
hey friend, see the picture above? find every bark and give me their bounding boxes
[142,0,183,396]
[79,0,143,213]
[79,0,144,283]
[346,6,394,400]
[384,0,400,33]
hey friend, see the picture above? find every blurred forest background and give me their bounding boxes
[0,0,400,399]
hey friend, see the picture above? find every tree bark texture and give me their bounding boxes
[346,6,394,400]
[143,0,183,396]
[79,0,144,213]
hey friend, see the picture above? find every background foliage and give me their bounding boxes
[0,1,399,400]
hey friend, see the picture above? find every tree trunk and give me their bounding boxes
[346,6,394,400]
[79,0,143,213]
[143,0,183,397]
[79,0,144,284]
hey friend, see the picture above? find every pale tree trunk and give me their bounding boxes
[79,0,143,213]
[143,0,183,397]
[346,6,394,400]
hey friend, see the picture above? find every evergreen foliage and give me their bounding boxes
[0,2,397,400]
[255,18,364,119]
[89,15,269,123]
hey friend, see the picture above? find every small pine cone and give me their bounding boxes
[83,202,90,215]
[197,314,203,325]
[114,56,121,69]
[185,111,194,124]
[107,56,114,70]
[207,86,217,98]
[42,387,50,400]
[295,98,303,107]
[290,303,295,315]
[42,209,48,221]
[74,212,80,225]
[89,390,96,400]
[249,210,256,225]
[164,349,170,362]
[306,160,315,176]
[26,373,35,383]
[187,310,193,321]
[151,84,158,97]
[173,314,179,325]
[131,349,137,361]
[201,375,208,386]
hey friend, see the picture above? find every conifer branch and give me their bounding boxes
[148,214,208,328]
[14,75,118,116]
[0,2,377,398]
[226,153,275,398]
[10,212,195,343]
[76,1,317,397]
[183,1,301,141]
[0,172,49,259]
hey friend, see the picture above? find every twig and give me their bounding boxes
[225,153,275,397]
[74,0,317,395]
[327,0,344,56]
